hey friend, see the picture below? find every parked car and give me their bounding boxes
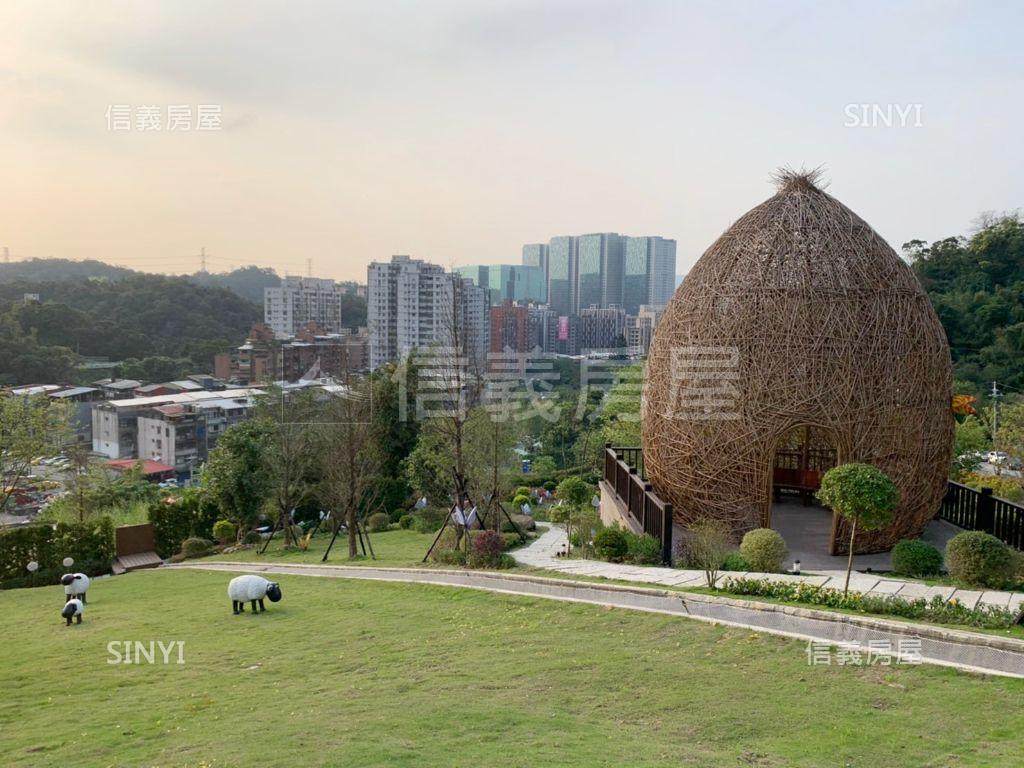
[986,451,1009,465]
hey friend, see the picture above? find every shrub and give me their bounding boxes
[241,530,262,546]
[511,494,531,510]
[149,493,219,558]
[436,549,467,566]
[469,530,506,568]
[740,529,788,573]
[721,551,751,572]
[367,512,390,532]
[428,526,460,562]
[413,515,437,534]
[891,539,943,577]
[0,517,116,588]
[212,519,237,545]
[181,537,213,559]
[543,481,557,492]
[514,486,532,499]
[945,531,1015,588]
[685,520,734,586]
[721,576,1017,630]
[625,532,662,565]
[593,527,629,562]
[398,514,415,530]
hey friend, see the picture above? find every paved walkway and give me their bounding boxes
[770,499,960,571]
[512,525,1024,613]
[168,560,1024,678]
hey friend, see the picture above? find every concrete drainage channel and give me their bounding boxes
[168,562,1024,679]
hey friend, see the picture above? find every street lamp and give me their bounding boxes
[26,560,38,588]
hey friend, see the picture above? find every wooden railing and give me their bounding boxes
[603,445,672,563]
[940,481,1024,551]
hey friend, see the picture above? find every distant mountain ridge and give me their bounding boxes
[0,259,282,304]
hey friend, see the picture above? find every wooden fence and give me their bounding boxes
[940,481,1024,551]
[603,445,672,563]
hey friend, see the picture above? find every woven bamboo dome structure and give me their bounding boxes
[642,170,954,554]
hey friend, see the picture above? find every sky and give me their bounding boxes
[1,0,1022,282]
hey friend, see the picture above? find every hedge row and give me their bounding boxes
[0,517,116,588]
[149,499,219,558]
[721,576,1018,630]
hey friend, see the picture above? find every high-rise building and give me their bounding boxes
[577,233,624,312]
[490,301,552,354]
[646,237,677,309]
[526,233,672,316]
[624,305,662,356]
[578,305,626,352]
[264,276,360,336]
[521,243,549,277]
[546,236,577,317]
[368,255,489,369]
[455,264,546,305]
[622,236,677,314]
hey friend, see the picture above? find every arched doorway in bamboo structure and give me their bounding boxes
[765,425,839,554]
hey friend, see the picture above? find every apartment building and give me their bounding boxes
[264,276,361,336]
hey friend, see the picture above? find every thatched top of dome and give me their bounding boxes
[690,167,919,299]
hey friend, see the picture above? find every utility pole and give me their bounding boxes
[991,381,1002,444]
[199,247,207,272]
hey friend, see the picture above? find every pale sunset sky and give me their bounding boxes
[1,1,1021,281]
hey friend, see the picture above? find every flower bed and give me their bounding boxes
[721,576,1018,630]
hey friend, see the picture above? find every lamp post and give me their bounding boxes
[26,560,38,588]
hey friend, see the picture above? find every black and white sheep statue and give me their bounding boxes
[61,573,90,604]
[228,575,282,615]
[61,597,84,626]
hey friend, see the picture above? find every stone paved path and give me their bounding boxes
[512,525,1024,613]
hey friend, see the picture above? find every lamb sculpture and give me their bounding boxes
[228,575,282,615]
[61,573,90,604]
[62,597,84,626]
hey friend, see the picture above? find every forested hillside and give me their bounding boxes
[0,276,261,384]
[905,213,1024,396]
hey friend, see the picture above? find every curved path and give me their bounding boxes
[168,560,1024,679]
[515,524,1024,612]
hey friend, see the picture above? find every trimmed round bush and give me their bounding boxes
[367,512,389,532]
[398,514,415,529]
[181,537,212,559]
[740,528,788,573]
[212,519,237,545]
[945,531,1015,588]
[891,539,943,577]
[593,527,629,562]
[511,494,531,510]
[241,530,262,546]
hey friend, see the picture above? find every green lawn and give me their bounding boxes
[1,569,1023,767]
[202,527,443,567]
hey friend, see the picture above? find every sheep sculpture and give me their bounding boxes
[61,573,90,604]
[62,598,84,626]
[228,575,282,615]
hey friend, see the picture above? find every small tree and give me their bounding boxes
[688,520,732,587]
[817,463,899,595]
[553,476,593,554]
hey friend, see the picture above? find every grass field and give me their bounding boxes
[2,569,1023,767]
[201,527,446,567]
